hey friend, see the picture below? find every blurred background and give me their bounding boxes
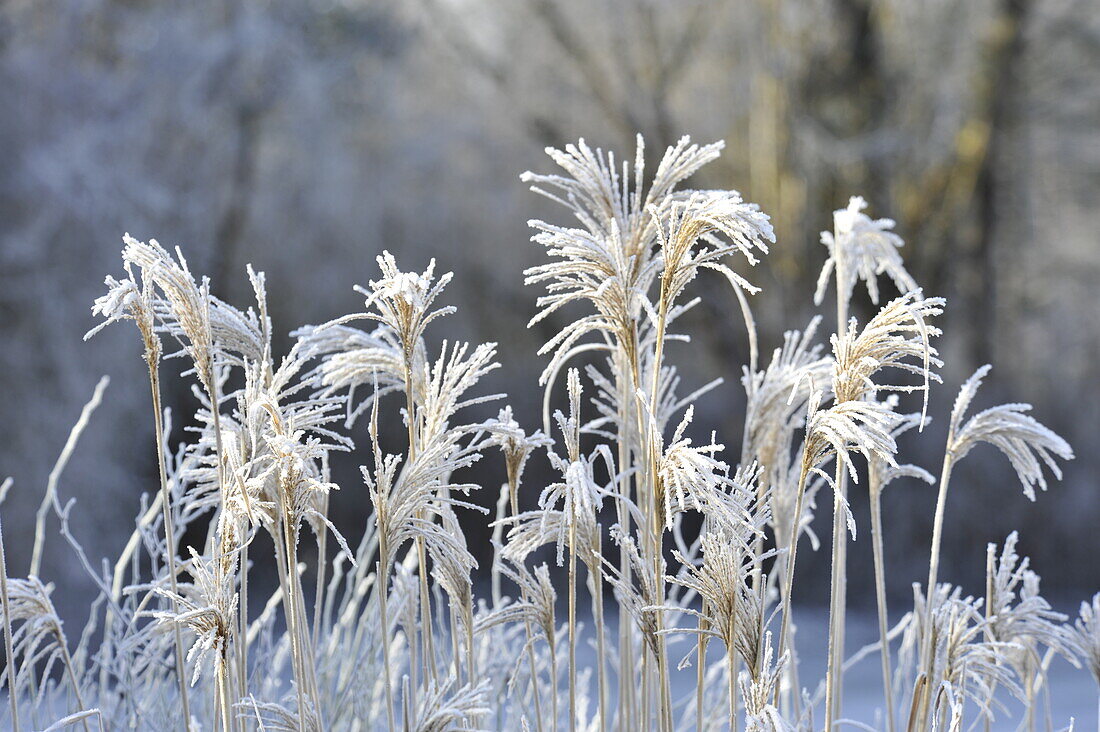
[1,0,1098,619]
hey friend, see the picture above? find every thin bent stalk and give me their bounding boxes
[56,627,90,732]
[30,376,109,577]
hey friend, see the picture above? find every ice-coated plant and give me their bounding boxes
[1,133,1089,732]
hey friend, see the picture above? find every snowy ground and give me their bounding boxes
[600,608,1098,730]
[786,610,1096,731]
[5,609,1094,729]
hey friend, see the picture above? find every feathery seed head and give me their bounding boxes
[122,235,219,394]
[985,533,1076,675]
[948,365,1074,500]
[738,633,790,730]
[831,290,944,424]
[151,547,239,686]
[804,395,904,536]
[908,583,1022,719]
[356,251,455,362]
[484,406,552,492]
[742,316,830,473]
[651,189,773,306]
[655,406,729,529]
[524,136,737,382]
[815,196,918,307]
[1071,594,1100,687]
[86,256,163,366]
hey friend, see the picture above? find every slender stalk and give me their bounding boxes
[614,354,636,732]
[414,537,435,689]
[208,377,245,732]
[290,534,321,722]
[696,513,713,732]
[524,625,545,732]
[58,637,91,732]
[825,252,850,729]
[727,641,737,732]
[837,490,849,715]
[776,461,810,694]
[923,457,955,623]
[376,556,397,732]
[450,610,462,683]
[274,513,308,731]
[238,538,249,726]
[507,489,545,732]
[465,599,475,692]
[869,481,896,732]
[1025,660,1036,732]
[568,521,577,732]
[0,508,21,732]
[919,457,955,725]
[905,674,928,732]
[549,636,559,732]
[591,554,608,732]
[730,286,759,732]
[696,622,708,731]
[644,288,673,732]
[148,370,193,730]
[404,358,437,689]
[218,652,233,732]
[312,491,329,656]
[30,377,109,577]
[824,463,848,726]
[984,550,994,732]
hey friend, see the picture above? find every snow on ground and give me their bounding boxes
[772,610,1096,730]
[635,608,1097,729]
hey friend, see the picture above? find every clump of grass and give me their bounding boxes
[2,134,1090,732]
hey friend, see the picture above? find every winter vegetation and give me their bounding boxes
[1,135,1095,730]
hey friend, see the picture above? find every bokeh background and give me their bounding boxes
[1,0,1098,618]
